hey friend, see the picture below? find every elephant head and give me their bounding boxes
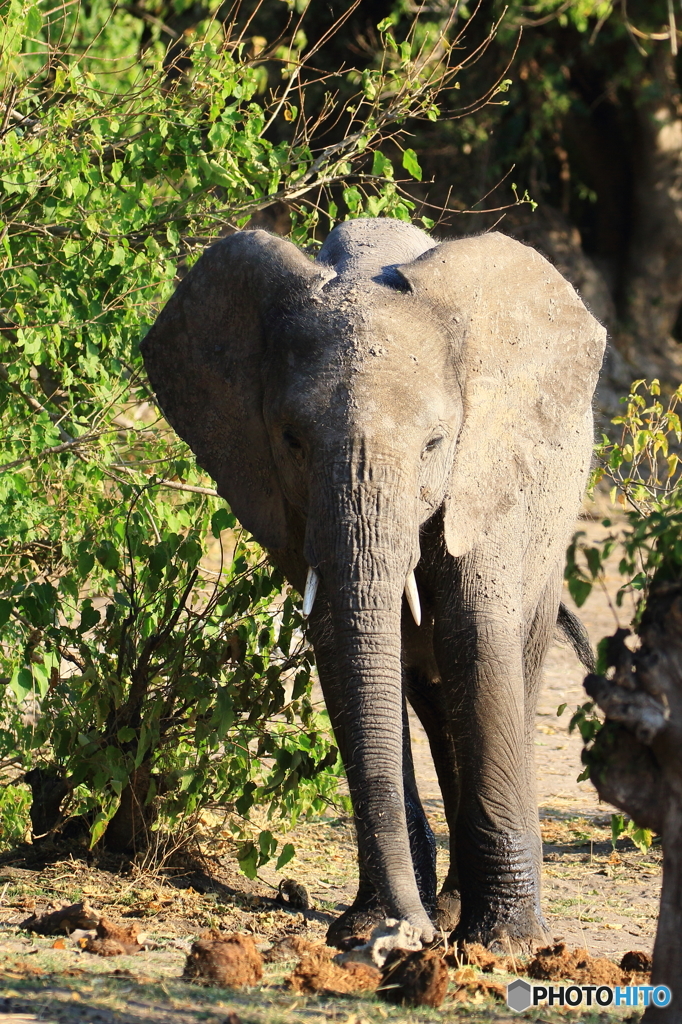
[141,218,605,940]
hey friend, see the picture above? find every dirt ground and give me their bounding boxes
[0,514,661,1023]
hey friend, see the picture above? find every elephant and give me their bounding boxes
[141,217,605,951]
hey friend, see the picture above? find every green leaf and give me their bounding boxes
[611,813,626,848]
[89,812,111,849]
[10,667,33,702]
[371,151,393,178]
[78,600,101,634]
[211,508,236,538]
[402,148,422,181]
[628,825,653,854]
[0,599,12,628]
[25,4,42,37]
[236,841,259,879]
[595,637,611,676]
[214,686,234,738]
[77,549,95,578]
[258,829,276,860]
[236,781,256,816]
[275,842,295,870]
[291,671,309,700]
[567,576,592,607]
[109,246,126,267]
[584,547,601,578]
[96,542,119,571]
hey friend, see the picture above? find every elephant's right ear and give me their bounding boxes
[397,232,606,559]
[141,230,332,549]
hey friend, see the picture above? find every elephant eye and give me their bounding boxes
[282,428,303,453]
[423,435,444,456]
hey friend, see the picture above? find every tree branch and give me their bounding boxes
[0,431,104,473]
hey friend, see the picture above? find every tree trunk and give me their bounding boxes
[625,47,682,366]
[584,585,682,1021]
[103,763,154,854]
[24,767,69,842]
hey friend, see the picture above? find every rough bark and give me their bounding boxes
[627,48,682,363]
[102,762,154,854]
[23,767,69,841]
[584,585,682,1021]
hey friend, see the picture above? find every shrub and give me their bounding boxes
[564,378,682,850]
[0,2,461,860]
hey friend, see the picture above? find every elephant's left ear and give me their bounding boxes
[397,232,606,558]
[141,230,333,551]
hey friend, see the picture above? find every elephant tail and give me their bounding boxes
[556,603,596,673]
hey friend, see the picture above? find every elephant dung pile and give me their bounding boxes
[265,933,329,963]
[379,948,450,1007]
[284,940,449,1007]
[282,919,452,1008]
[450,966,506,1005]
[21,901,148,956]
[286,945,382,996]
[183,931,263,987]
[526,942,652,986]
[450,940,516,973]
[21,901,100,935]
[83,917,147,957]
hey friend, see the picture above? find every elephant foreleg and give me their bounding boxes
[404,663,462,928]
[401,699,438,911]
[306,601,435,946]
[402,588,462,927]
[433,558,554,953]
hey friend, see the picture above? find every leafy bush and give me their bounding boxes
[0,2,462,861]
[563,379,682,850]
[566,379,682,613]
[0,784,31,852]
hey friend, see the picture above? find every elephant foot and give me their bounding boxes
[326,900,387,949]
[327,899,435,948]
[434,890,461,931]
[450,900,549,955]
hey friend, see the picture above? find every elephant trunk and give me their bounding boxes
[306,460,430,932]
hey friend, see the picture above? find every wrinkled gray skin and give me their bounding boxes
[141,219,605,951]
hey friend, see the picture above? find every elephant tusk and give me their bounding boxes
[404,570,421,627]
[302,566,319,618]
